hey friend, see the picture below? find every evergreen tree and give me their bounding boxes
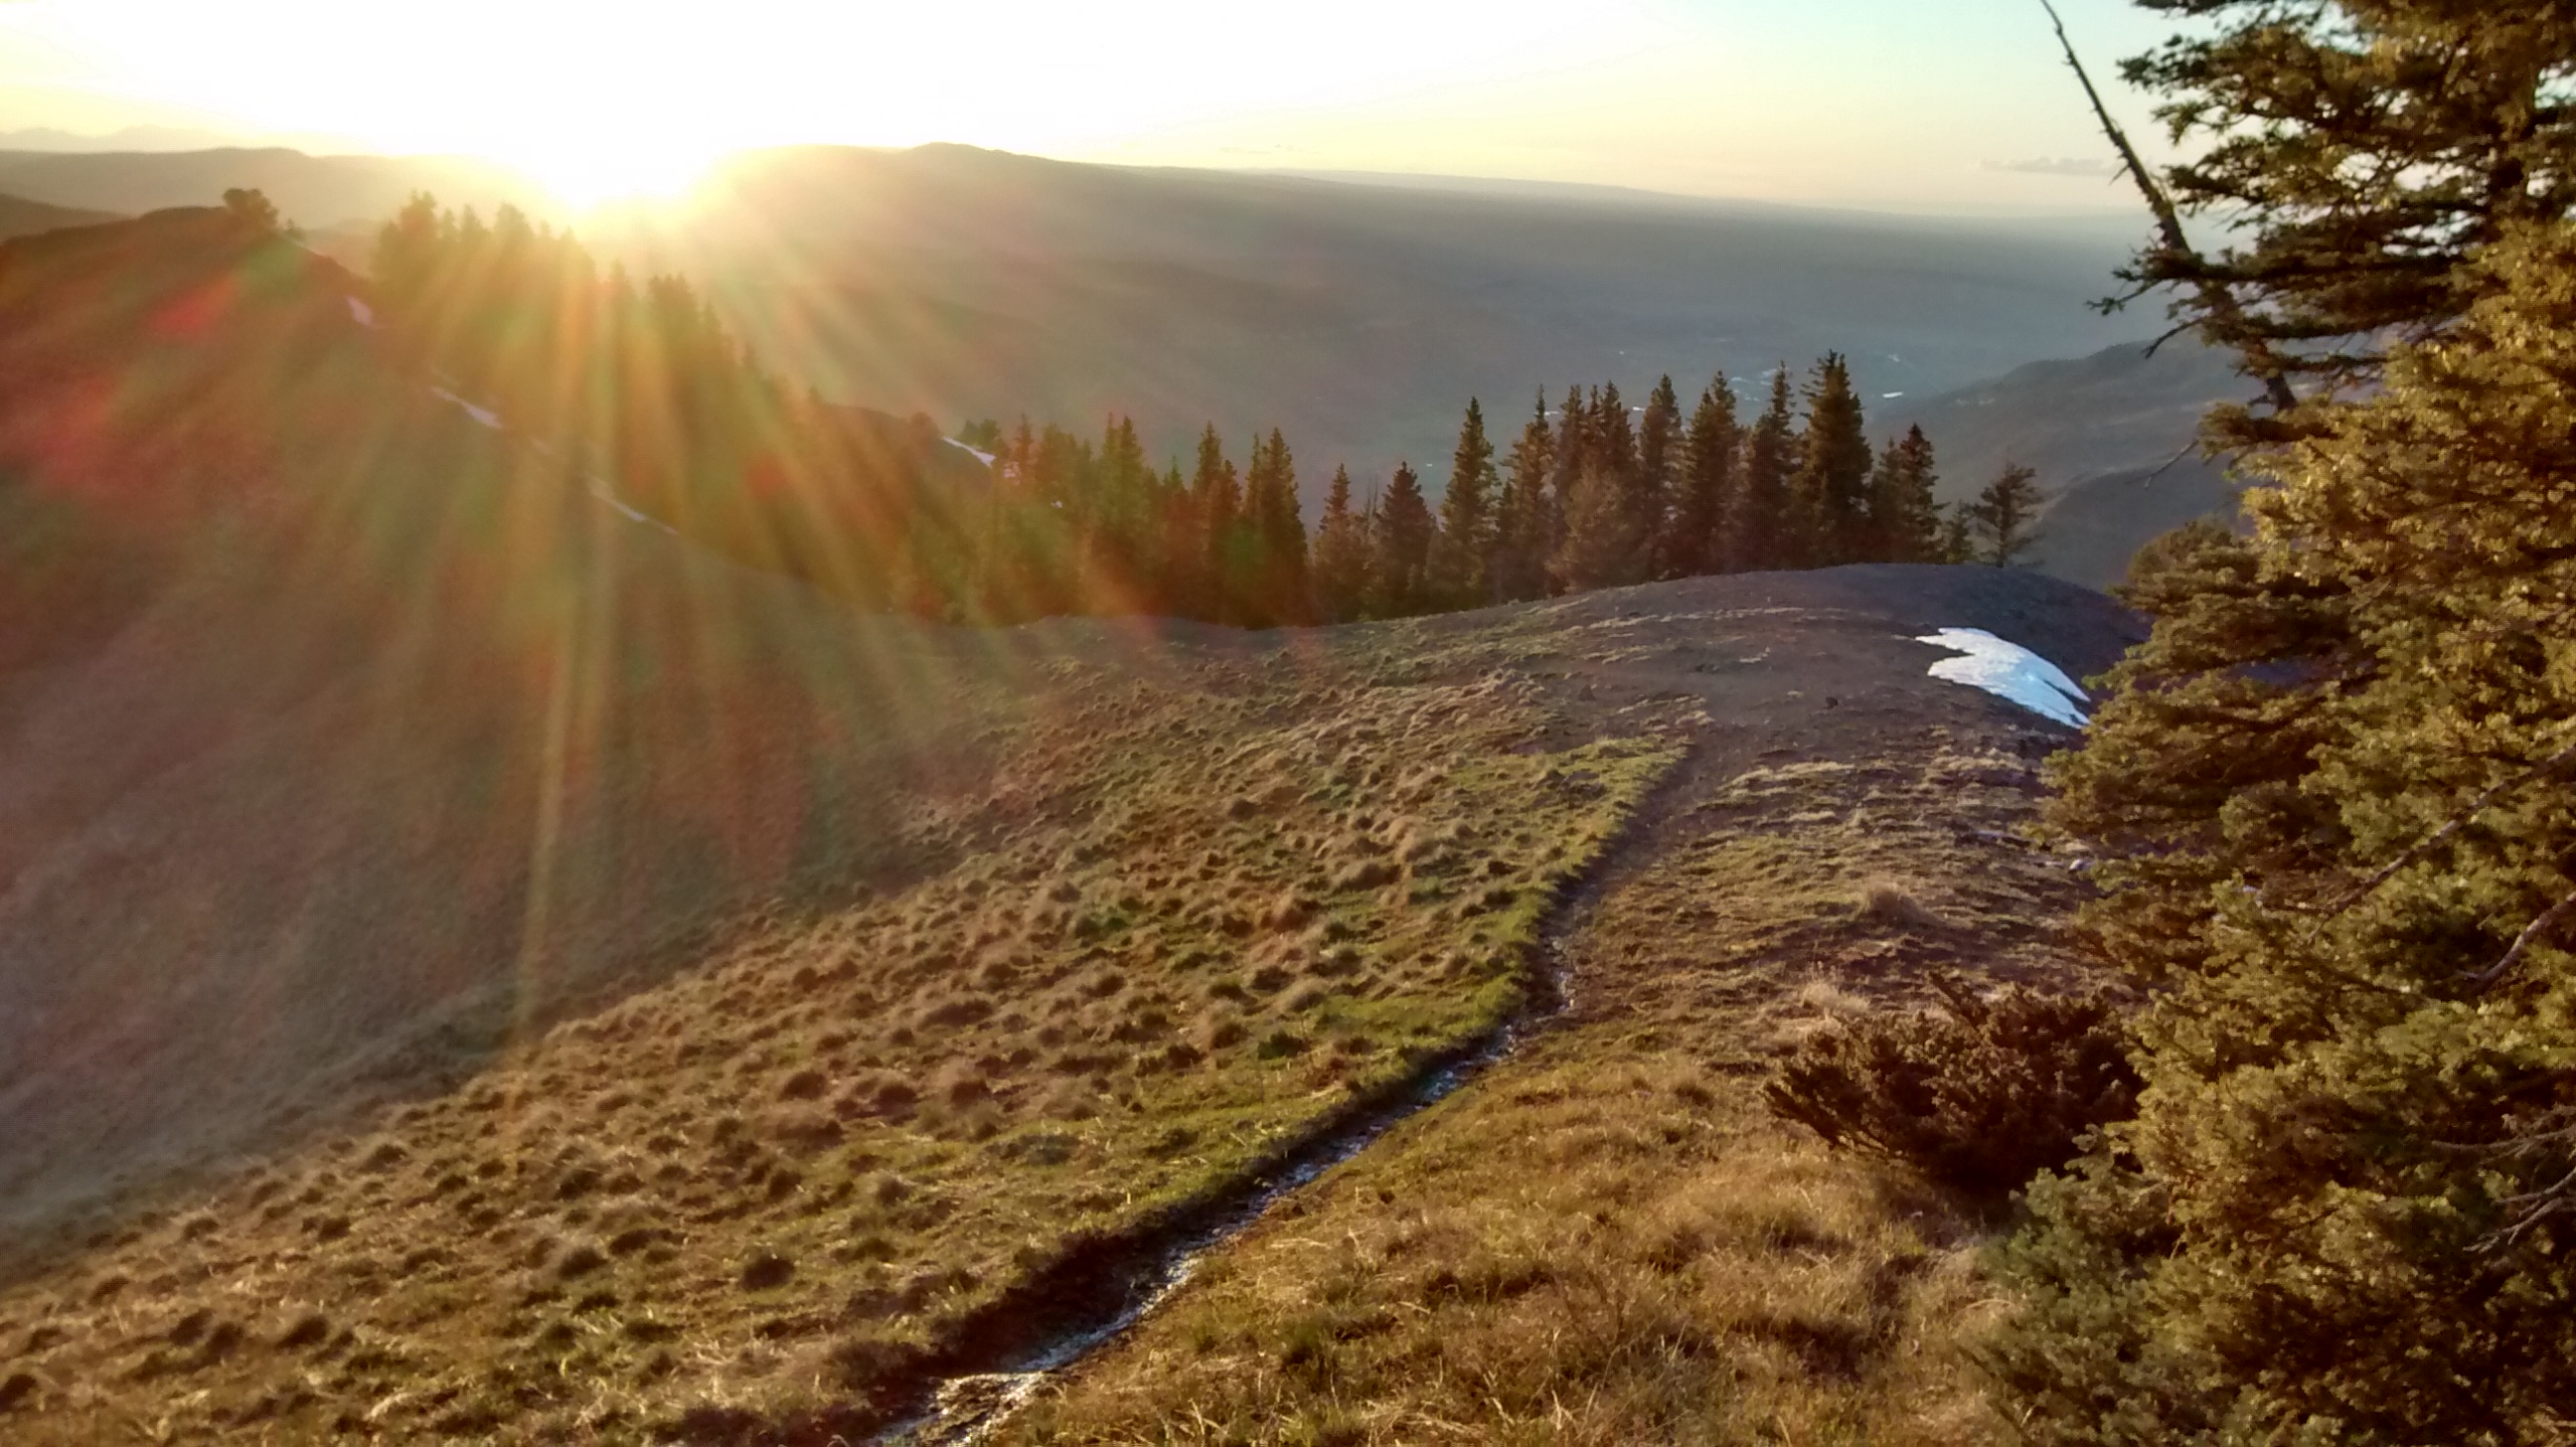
[1731,367,1797,570]
[1863,424,1942,563]
[1634,375,1682,575]
[1242,427,1310,626]
[1491,392,1556,602]
[1429,397,1499,608]
[1547,385,1591,546]
[1593,382,1639,507]
[1552,460,1646,593]
[1791,353,1872,564]
[1966,463,2045,567]
[1192,424,1244,623]
[1312,463,1373,623]
[1995,218,2576,1445]
[1369,462,1437,618]
[1667,374,1736,577]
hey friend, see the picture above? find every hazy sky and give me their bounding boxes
[0,0,2187,213]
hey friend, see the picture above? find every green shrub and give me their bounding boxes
[1762,975,2138,1204]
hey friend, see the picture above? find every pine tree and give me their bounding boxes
[1370,462,1437,618]
[1732,368,1797,571]
[1491,392,1556,602]
[1994,218,2576,1445]
[1791,353,1872,565]
[1312,463,1373,623]
[1429,398,1499,609]
[1634,375,1682,575]
[1242,427,1309,626]
[1547,385,1591,546]
[1192,424,1244,623]
[1666,374,1736,577]
[1966,463,2045,567]
[1864,424,1942,563]
[1593,382,1638,507]
[1552,460,1645,594]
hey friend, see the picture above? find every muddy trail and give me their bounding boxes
[665,735,1719,1447]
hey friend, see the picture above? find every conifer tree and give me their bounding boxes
[1192,424,1244,623]
[1312,463,1373,623]
[1369,462,1437,618]
[1552,460,1646,593]
[1966,462,2045,566]
[1547,385,1591,538]
[1791,353,1872,564]
[1732,368,1797,570]
[1995,218,2576,1446]
[1593,382,1639,505]
[1491,392,1556,602]
[1864,424,1942,563]
[1634,375,1682,575]
[1430,398,1499,608]
[1669,374,1738,576]
[1380,460,1442,612]
[1242,427,1310,626]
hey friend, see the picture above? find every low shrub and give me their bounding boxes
[1763,974,2138,1204]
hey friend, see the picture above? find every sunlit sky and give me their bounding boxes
[0,0,2185,214]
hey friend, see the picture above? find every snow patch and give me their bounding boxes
[346,295,376,329]
[1915,627,2090,727]
[430,388,502,430]
[946,436,997,467]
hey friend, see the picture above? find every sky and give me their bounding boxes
[0,0,2188,214]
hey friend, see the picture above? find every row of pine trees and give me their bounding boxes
[962,362,2042,630]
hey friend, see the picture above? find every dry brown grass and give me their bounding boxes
[0,640,1679,1441]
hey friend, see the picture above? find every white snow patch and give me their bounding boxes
[430,388,502,430]
[346,295,376,329]
[1915,627,2090,727]
[946,436,997,467]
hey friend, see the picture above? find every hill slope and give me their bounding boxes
[0,204,2141,1444]
[0,191,118,241]
[1880,337,2249,587]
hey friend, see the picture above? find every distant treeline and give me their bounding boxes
[363,193,2039,629]
[961,365,2042,629]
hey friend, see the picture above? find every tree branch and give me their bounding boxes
[2337,731,2576,913]
[2037,0,2302,419]
[2464,888,2576,994]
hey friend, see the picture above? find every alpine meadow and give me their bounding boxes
[0,1,2569,1444]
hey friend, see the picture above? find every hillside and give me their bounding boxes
[0,192,119,241]
[1880,338,2248,587]
[0,196,2140,1444]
